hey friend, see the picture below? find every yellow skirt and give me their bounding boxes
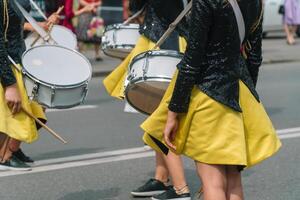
[141,71,282,168]
[103,35,187,99]
[0,66,47,143]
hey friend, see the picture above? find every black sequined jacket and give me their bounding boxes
[0,0,30,87]
[129,0,189,50]
[168,0,263,113]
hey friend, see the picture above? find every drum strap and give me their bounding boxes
[123,6,146,25]
[228,0,245,45]
[153,0,192,49]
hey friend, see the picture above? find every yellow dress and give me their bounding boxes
[0,65,47,143]
[103,35,187,99]
[142,71,282,168]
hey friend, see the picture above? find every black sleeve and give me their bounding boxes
[168,0,213,113]
[246,17,263,87]
[0,18,16,87]
[129,0,149,13]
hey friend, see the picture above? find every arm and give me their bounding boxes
[64,0,75,20]
[168,0,213,113]
[246,16,263,87]
[0,23,16,87]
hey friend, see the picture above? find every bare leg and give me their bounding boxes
[164,151,189,193]
[226,166,244,200]
[195,162,227,200]
[94,44,102,60]
[285,24,294,44]
[155,151,169,183]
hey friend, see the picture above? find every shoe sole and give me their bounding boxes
[0,165,32,171]
[151,197,191,200]
[131,190,166,197]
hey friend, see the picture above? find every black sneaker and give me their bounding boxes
[13,149,34,163]
[0,155,32,171]
[151,187,191,200]
[131,178,168,197]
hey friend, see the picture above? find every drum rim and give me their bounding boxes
[22,44,92,87]
[105,23,140,32]
[125,76,172,115]
[129,50,183,70]
[102,44,135,50]
[25,25,77,49]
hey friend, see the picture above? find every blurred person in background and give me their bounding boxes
[284,0,300,45]
[76,0,103,61]
[61,0,95,33]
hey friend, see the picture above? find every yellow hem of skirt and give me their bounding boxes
[0,65,47,143]
[141,72,282,168]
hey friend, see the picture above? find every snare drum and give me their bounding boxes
[25,25,77,50]
[22,45,92,108]
[102,23,140,59]
[125,50,183,115]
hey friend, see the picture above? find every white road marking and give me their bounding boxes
[47,105,98,113]
[0,127,299,177]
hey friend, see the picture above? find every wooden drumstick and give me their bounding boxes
[21,107,68,144]
[47,6,64,31]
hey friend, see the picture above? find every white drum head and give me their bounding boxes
[25,25,77,50]
[22,45,91,86]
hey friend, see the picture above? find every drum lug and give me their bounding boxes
[142,52,150,80]
[30,83,39,101]
[50,86,56,105]
[112,30,117,45]
[81,83,89,103]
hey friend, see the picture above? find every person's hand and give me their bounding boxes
[47,13,60,26]
[163,111,179,151]
[38,22,49,31]
[5,84,22,115]
[83,4,95,13]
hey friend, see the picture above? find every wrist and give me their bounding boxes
[168,110,178,119]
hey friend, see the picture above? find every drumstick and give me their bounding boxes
[123,6,145,25]
[31,6,64,47]
[8,56,67,144]
[21,107,68,144]
[47,6,64,29]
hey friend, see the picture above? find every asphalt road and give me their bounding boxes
[0,61,299,200]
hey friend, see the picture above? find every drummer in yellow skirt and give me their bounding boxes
[141,1,282,200]
[103,0,193,198]
[0,0,47,171]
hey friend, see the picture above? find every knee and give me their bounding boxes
[227,170,242,190]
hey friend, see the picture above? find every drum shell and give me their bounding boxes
[102,23,140,59]
[23,73,88,109]
[125,50,183,115]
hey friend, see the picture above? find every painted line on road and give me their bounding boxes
[0,127,300,177]
[47,105,98,113]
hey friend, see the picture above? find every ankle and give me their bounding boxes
[174,185,190,195]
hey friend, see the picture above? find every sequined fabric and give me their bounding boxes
[0,0,30,87]
[169,0,263,113]
[129,0,189,44]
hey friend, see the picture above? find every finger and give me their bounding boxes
[12,102,18,115]
[7,101,14,109]
[15,102,21,114]
[164,133,176,151]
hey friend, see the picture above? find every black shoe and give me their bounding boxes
[131,178,168,197]
[0,155,32,171]
[13,149,34,163]
[152,187,191,200]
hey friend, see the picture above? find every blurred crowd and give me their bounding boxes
[45,0,105,61]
